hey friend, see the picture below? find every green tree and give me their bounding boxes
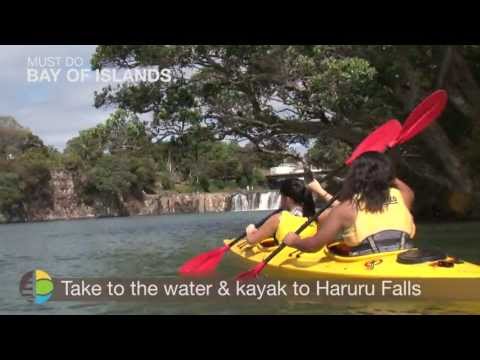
[0,127,45,159]
[157,171,174,190]
[127,156,157,195]
[64,109,153,165]
[307,138,351,168]
[238,176,248,189]
[0,172,23,212]
[64,110,158,211]
[90,45,480,216]
[198,175,210,192]
[252,168,267,188]
[83,155,136,209]
[83,154,157,200]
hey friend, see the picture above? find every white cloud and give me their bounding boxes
[0,45,116,150]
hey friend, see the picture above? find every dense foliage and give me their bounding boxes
[0,112,274,221]
[0,120,56,220]
[90,45,480,218]
[3,45,480,221]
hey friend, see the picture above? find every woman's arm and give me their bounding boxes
[284,203,354,252]
[392,178,415,210]
[245,213,281,244]
[317,207,333,227]
[307,179,341,207]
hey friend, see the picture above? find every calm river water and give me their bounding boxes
[1,211,480,314]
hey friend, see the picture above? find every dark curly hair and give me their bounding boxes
[279,178,316,217]
[339,152,395,213]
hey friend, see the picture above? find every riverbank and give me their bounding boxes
[2,169,479,225]
[0,170,282,224]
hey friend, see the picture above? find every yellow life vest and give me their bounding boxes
[275,210,318,243]
[343,188,416,247]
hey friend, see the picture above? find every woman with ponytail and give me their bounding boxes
[245,178,324,245]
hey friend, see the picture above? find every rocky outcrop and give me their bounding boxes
[23,170,232,222]
[27,170,96,222]
[0,116,24,130]
[124,192,231,216]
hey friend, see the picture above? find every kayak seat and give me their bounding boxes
[327,244,402,257]
[396,248,447,264]
[329,230,414,257]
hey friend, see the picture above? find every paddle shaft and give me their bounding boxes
[261,194,339,265]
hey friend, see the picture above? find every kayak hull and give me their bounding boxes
[225,239,480,279]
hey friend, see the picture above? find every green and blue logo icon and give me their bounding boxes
[19,269,54,304]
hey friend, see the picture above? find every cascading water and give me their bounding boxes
[268,192,281,210]
[232,193,249,211]
[257,193,270,210]
[231,191,281,211]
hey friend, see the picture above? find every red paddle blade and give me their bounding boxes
[395,89,448,145]
[345,119,402,165]
[235,262,266,282]
[179,245,229,276]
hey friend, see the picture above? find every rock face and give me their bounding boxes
[123,192,231,216]
[27,170,96,222]
[25,170,232,222]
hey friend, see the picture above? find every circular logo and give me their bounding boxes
[19,269,54,304]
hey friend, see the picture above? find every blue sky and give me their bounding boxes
[0,45,115,150]
[0,45,308,157]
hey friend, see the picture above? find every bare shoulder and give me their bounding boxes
[331,201,356,227]
[266,212,281,225]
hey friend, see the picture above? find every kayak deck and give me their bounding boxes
[225,239,480,279]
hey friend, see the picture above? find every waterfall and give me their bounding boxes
[257,193,269,210]
[268,192,281,210]
[233,193,249,211]
[231,191,281,211]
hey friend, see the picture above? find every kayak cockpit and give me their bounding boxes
[325,243,405,263]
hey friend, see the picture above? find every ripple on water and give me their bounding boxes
[13,255,36,262]
[55,256,81,261]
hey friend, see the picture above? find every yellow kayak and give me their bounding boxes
[224,238,480,279]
